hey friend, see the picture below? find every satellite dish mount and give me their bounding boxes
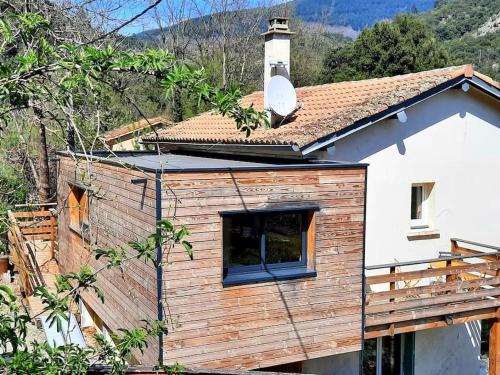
[266,75,297,125]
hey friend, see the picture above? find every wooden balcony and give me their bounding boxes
[364,238,500,339]
[7,206,59,314]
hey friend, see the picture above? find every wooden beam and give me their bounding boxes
[366,298,500,327]
[366,277,500,303]
[50,212,56,260]
[11,210,52,218]
[367,261,500,285]
[491,317,500,375]
[389,266,396,336]
[366,287,500,314]
[365,308,498,339]
[455,246,500,262]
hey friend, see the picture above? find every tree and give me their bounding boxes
[190,0,273,92]
[0,7,268,203]
[320,14,449,83]
[290,19,350,87]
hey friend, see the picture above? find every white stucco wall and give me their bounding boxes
[319,88,500,267]
[414,323,481,375]
[302,351,360,375]
[315,87,499,375]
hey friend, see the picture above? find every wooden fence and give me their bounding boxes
[7,208,57,296]
[365,238,500,338]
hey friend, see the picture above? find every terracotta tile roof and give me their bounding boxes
[105,116,172,145]
[474,71,500,89]
[143,65,497,149]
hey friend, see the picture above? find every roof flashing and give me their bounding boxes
[57,150,367,173]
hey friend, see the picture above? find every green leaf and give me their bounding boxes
[157,219,173,231]
[0,284,17,303]
[175,226,189,242]
[182,240,193,260]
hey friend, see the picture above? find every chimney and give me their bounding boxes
[262,17,294,124]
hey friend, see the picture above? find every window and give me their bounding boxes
[410,183,433,229]
[363,333,415,375]
[222,208,316,285]
[68,185,89,238]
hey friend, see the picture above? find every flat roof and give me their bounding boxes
[60,151,367,173]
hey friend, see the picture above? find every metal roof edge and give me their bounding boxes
[57,150,367,173]
[468,76,500,99]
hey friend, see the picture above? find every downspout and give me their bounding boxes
[359,166,368,375]
[155,170,164,364]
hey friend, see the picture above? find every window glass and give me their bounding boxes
[78,189,89,229]
[411,186,423,220]
[222,209,311,277]
[223,214,261,268]
[264,213,302,264]
[381,335,402,375]
[69,186,90,238]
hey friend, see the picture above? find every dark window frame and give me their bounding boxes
[221,206,318,286]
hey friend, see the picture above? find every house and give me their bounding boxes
[139,17,500,375]
[55,17,500,375]
[56,151,367,369]
[103,116,171,151]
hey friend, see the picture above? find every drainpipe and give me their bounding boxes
[155,170,164,364]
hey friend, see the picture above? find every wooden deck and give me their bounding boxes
[7,209,59,315]
[365,238,500,339]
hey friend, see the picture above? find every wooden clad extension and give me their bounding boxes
[160,167,367,370]
[56,154,366,368]
[57,156,160,364]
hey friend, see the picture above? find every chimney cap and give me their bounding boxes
[261,16,294,36]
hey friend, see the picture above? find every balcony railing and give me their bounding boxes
[364,238,500,338]
[7,206,57,297]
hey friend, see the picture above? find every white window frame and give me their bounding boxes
[411,184,429,229]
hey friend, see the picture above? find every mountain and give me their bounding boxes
[291,0,435,30]
[131,0,436,41]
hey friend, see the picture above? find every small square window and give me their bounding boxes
[68,185,89,238]
[410,183,432,229]
[222,208,316,285]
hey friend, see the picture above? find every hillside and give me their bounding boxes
[421,0,500,80]
[132,0,436,41]
[422,0,500,40]
[291,0,435,30]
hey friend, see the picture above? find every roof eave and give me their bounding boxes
[299,75,471,156]
[469,75,500,99]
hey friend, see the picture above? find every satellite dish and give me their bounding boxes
[267,75,297,117]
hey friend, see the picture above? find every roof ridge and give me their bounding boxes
[294,65,472,92]
[105,115,171,141]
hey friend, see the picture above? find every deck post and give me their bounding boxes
[49,210,56,260]
[389,266,396,336]
[490,318,500,375]
[448,240,458,283]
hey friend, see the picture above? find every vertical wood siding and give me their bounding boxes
[57,157,159,363]
[160,167,366,369]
